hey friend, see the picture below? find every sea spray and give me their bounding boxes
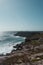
[0,31,25,55]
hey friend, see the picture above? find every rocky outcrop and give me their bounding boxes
[0,31,43,65]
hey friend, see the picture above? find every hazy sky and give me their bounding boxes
[0,0,43,31]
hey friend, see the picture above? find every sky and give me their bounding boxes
[0,0,43,31]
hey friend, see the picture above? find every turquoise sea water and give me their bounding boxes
[0,31,25,55]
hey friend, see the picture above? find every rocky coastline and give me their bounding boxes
[0,31,43,65]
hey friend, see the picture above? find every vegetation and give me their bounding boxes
[1,31,43,65]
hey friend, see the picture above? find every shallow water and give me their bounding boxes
[0,31,25,55]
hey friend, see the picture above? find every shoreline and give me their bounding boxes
[0,35,25,56]
[0,31,43,65]
[0,41,24,56]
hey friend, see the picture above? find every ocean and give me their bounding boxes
[0,31,25,55]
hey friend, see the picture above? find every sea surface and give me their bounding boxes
[0,31,25,55]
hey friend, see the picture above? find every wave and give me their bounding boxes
[0,31,25,55]
[0,41,23,55]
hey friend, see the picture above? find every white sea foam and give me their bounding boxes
[0,31,25,55]
[0,41,22,55]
